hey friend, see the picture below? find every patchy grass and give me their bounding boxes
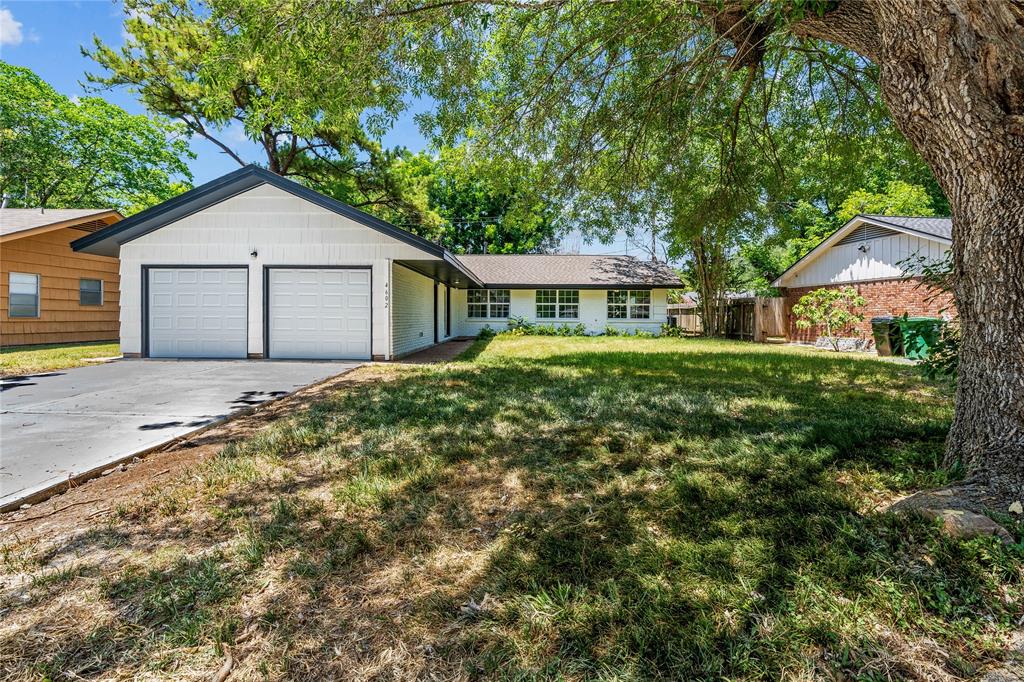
[0,341,120,377]
[1,336,1021,680]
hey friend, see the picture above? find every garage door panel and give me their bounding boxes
[268,268,371,360]
[148,268,248,359]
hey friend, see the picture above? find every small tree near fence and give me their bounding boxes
[792,287,867,352]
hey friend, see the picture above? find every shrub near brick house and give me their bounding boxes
[784,279,954,343]
[792,287,867,351]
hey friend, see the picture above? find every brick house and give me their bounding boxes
[772,215,954,343]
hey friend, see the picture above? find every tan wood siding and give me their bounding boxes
[1,227,120,346]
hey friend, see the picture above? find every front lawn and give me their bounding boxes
[0,341,120,377]
[1,336,1021,680]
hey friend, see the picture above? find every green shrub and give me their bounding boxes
[498,319,587,337]
[792,286,867,351]
[661,324,688,338]
[920,321,959,380]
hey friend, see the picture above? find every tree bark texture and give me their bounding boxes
[793,0,1024,494]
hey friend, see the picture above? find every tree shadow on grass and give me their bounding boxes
[1,344,1014,680]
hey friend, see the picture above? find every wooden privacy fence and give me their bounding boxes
[667,297,786,342]
[670,310,703,334]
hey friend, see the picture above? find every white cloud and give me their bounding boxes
[0,8,24,47]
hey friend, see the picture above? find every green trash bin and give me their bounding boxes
[897,317,943,360]
[871,316,902,356]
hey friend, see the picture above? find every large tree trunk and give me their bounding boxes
[945,179,1024,493]
[794,0,1024,496]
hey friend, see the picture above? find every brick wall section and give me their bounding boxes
[782,277,955,343]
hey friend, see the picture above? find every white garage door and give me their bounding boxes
[148,268,248,358]
[268,268,371,360]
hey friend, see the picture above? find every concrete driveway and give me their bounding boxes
[0,360,360,510]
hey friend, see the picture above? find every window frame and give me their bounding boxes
[607,289,651,321]
[79,278,104,306]
[467,288,511,319]
[8,272,40,318]
[535,289,579,320]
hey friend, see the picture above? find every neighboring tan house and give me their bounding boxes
[1,208,123,347]
[71,165,680,361]
[772,214,954,342]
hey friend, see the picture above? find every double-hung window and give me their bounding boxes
[536,289,579,319]
[9,273,40,318]
[607,290,651,320]
[467,289,510,319]
[79,278,103,306]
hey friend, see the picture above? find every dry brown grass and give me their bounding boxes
[0,337,1020,681]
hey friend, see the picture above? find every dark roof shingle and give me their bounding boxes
[862,215,952,241]
[455,254,681,287]
[1,208,119,238]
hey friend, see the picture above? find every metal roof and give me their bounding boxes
[456,254,682,288]
[1,208,120,238]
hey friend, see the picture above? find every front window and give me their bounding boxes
[607,290,651,320]
[536,289,579,319]
[9,273,40,318]
[467,288,510,318]
[79,278,103,306]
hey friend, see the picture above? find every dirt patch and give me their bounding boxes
[0,367,379,546]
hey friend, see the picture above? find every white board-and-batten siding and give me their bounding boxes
[781,232,949,288]
[451,288,669,337]
[118,183,439,359]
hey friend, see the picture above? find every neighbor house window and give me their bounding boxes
[467,288,510,318]
[536,289,579,319]
[79,278,103,306]
[8,273,40,318]
[607,290,650,320]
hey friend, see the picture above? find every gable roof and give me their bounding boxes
[456,254,682,288]
[859,215,952,241]
[772,214,952,287]
[1,208,121,240]
[71,165,458,261]
[68,165,681,289]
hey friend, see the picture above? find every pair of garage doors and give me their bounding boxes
[147,267,371,359]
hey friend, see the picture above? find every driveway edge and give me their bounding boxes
[0,364,363,513]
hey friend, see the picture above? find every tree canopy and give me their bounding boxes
[85,0,431,219]
[0,61,192,213]
[391,147,560,253]
[271,0,1022,488]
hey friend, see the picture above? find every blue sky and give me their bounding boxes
[0,0,431,184]
[0,0,656,257]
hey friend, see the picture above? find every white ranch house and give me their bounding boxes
[74,166,680,361]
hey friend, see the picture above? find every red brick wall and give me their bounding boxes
[783,278,955,343]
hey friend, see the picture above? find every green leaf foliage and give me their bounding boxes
[0,61,192,213]
[390,147,561,253]
[85,0,431,221]
[792,286,868,351]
